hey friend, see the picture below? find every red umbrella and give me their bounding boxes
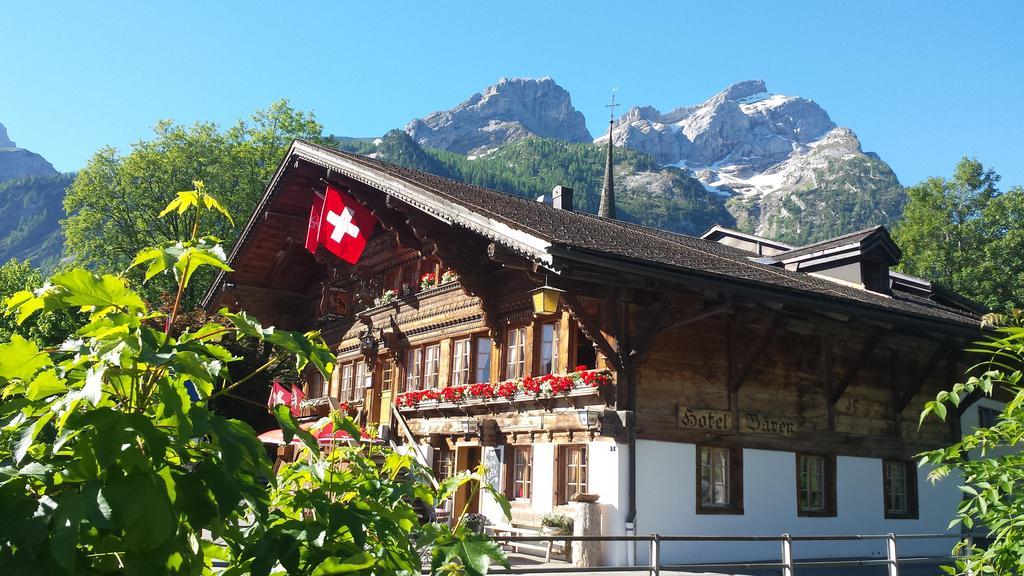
[316,422,356,444]
[258,420,320,445]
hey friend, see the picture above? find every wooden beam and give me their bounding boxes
[822,334,836,431]
[226,283,310,299]
[263,236,297,287]
[896,342,950,413]
[563,291,623,373]
[829,328,883,405]
[628,295,674,361]
[661,303,733,333]
[728,312,783,393]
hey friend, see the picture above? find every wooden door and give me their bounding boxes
[453,446,481,516]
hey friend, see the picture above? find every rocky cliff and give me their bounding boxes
[597,80,904,242]
[0,122,57,182]
[404,77,592,156]
[0,122,68,269]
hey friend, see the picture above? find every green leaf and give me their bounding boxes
[129,243,184,282]
[201,193,235,225]
[274,404,320,455]
[434,531,509,576]
[176,242,232,287]
[160,190,200,218]
[310,552,376,575]
[5,288,44,324]
[51,269,146,314]
[103,472,176,552]
[0,334,52,382]
[15,412,53,463]
[25,370,66,400]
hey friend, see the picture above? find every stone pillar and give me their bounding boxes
[572,500,601,567]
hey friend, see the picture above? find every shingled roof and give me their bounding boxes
[212,140,981,332]
[769,225,901,264]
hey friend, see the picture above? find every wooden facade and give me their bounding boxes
[207,141,983,554]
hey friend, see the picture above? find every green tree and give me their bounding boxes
[1,184,507,575]
[894,157,1024,311]
[63,100,323,302]
[920,313,1024,574]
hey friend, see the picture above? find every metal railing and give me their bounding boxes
[486,532,973,575]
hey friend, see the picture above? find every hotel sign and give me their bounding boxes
[677,407,798,437]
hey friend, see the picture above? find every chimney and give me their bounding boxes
[552,186,574,211]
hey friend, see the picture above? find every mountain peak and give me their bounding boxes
[715,80,768,102]
[0,123,15,149]
[405,77,592,155]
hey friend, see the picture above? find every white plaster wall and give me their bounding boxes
[634,440,963,565]
[587,441,630,566]
[532,443,556,516]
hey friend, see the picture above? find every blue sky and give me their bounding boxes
[2,1,1022,187]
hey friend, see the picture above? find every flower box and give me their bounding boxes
[395,368,612,412]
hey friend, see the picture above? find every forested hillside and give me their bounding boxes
[0,174,73,270]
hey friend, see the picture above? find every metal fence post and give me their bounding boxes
[964,533,974,576]
[650,534,661,576]
[781,533,794,576]
[886,532,899,576]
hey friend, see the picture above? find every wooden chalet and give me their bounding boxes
[205,139,984,565]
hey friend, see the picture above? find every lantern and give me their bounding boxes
[529,283,564,315]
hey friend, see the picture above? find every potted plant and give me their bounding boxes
[420,271,437,291]
[463,513,489,534]
[373,289,397,307]
[540,513,574,536]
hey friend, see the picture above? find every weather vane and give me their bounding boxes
[606,91,619,122]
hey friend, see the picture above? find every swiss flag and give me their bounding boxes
[304,193,325,253]
[267,381,292,409]
[289,384,306,417]
[309,186,376,264]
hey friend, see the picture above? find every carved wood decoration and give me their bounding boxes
[341,180,505,340]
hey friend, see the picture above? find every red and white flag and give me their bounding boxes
[267,380,292,409]
[304,193,325,253]
[306,186,376,264]
[289,384,306,417]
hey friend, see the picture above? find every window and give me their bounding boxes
[558,445,588,504]
[978,406,999,429]
[538,322,559,375]
[452,339,471,386]
[307,370,324,398]
[382,359,395,391]
[574,325,597,370]
[404,348,422,391]
[354,361,368,394]
[434,446,456,480]
[883,460,918,518]
[474,337,492,383]
[797,454,836,516]
[340,363,354,401]
[507,446,532,501]
[424,344,441,388]
[697,446,743,514]
[506,327,526,379]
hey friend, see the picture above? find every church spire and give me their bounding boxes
[598,93,619,219]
